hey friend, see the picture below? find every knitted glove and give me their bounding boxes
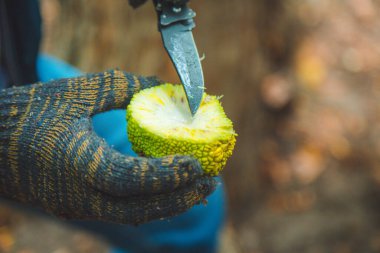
[0,69,215,225]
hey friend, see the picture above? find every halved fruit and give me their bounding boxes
[127,84,236,176]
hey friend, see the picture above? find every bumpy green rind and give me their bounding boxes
[126,85,236,176]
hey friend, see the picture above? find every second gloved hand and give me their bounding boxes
[0,70,215,224]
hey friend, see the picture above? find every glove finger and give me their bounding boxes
[108,155,205,197]
[79,177,216,225]
[73,118,205,197]
[49,69,160,116]
[84,70,161,115]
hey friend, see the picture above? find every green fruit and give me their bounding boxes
[127,84,236,176]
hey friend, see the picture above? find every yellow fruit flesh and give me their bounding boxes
[127,84,236,176]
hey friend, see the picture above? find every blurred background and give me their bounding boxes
[2,0,380,252]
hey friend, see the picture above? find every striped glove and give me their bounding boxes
[0,69,215,224]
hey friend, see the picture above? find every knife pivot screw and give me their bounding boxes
[156,3,162,11]
[172,6,182,13]
[162,14,167,19]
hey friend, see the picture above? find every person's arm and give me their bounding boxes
[0,69,215,224]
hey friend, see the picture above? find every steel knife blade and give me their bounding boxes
[157,3,204,116]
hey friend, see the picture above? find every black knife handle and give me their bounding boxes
[154,0,189,9]
[153,0,196,30]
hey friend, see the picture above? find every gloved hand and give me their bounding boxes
[129,0,189,9]
[0,69,215,225]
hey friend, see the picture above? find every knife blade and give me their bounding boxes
[156,2,204,116]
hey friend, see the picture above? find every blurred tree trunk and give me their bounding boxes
[41,0,303,224]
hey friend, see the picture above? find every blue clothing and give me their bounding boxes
[36,55,226,253]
